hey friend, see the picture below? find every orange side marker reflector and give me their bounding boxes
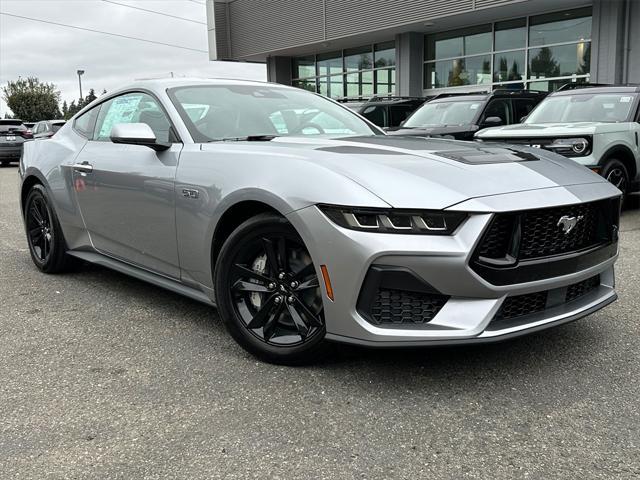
[320,265,334,301]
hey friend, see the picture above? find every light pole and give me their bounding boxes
[77,69,85,99]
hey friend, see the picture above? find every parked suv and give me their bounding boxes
[476,85,640,197]
[340,96,428,128]
[0,119,32,166]
[32,120,66,139]
[387,89,547,140]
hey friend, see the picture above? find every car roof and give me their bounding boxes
[550,85,640,96]
[429,90,545,103]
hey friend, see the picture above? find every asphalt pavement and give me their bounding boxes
[1,166,639,479]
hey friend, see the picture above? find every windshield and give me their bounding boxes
[404,100,483,127]
[169,84,381,142]
[526,93,638,123]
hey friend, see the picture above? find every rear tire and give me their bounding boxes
[601,159,630,198]
[214,213,327,365]
[24,184,75,273]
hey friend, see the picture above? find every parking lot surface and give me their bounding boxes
[1,166,639,479]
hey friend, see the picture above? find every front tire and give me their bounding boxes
[214,214,327,364]
[24,184,74,273]
[601,159,629,198]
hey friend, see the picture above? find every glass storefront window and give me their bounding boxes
[529,7,592,46]
[375,68,395,94]
[346,71,373,97]
[528,43,590,80]
[318,75,344,98]
[424,7,591,93]
[292,42,396,98]
[374,42,396,67]
[495,18,526,51]
[345,46,373,72]
[292,56,315,79]
[317,52,342,77]
[493,50,525,82]
[425,55,491,89]
[528,77,587,92]
[425,25,491,60]
[292,79,316,92]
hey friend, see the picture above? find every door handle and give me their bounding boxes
[72,162,93,173]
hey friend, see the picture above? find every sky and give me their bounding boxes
[0,0,266,117]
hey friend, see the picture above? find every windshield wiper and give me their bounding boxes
[211,135,278,142]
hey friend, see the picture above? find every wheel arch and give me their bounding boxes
[20,172,48,215]
[599,144,637,180]
[210,199,286,275]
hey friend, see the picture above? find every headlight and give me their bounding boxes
[546,137,591,157]
[318,205,467,235]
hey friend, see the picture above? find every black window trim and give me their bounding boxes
[72,88,182,143]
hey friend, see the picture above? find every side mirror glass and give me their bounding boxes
[110,123,170,151]
[482,116,503,127]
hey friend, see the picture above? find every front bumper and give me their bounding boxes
[286,185,619,347]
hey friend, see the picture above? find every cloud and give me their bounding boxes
[0,0,266,116]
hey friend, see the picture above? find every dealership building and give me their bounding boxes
[206,0,639,98]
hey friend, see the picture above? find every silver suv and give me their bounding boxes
[476,85,640,198]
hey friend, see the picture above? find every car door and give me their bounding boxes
[72,91,182,278]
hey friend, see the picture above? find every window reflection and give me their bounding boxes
[528,43,590,79]
[529,8,592,46]
[425,55,491,89]
[494,51,525,82]
[424,8,591,92]
[292,42,396,98]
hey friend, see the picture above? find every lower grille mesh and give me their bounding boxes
[566,275,601,303]
[495,275,601,322]
[496,291,548,321]
[370,288,448,325]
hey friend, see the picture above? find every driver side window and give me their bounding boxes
[93,92,174,143]
[483,99,512,125]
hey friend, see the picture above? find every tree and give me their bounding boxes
[61,100,68,119]
[2,77,61,121]
[65,100,78,120]
[529,47,560,79]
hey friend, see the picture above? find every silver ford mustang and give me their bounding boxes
[19,78,621,364]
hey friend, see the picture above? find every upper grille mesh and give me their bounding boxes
[519,203,598,259]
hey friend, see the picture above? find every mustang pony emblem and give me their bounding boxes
[557,215,584,234]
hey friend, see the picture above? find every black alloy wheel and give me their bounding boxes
[24,184,74,273]
[215,214,327,364]
[26,193,53,264]
[602,159,629,198]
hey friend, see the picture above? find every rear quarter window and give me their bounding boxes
[73,107,100,138]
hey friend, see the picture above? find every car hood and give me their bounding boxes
[385,125,479,137]
[476,122,621,138]
[203,135,610,209]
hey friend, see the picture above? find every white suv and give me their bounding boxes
[476,85,640,198]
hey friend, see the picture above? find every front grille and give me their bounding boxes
[519,203,598,259]
[472,198,619,285]
[495,291,548,321]
[494,275,601,322]
[476,214,515,259]
[369,288,448,325]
